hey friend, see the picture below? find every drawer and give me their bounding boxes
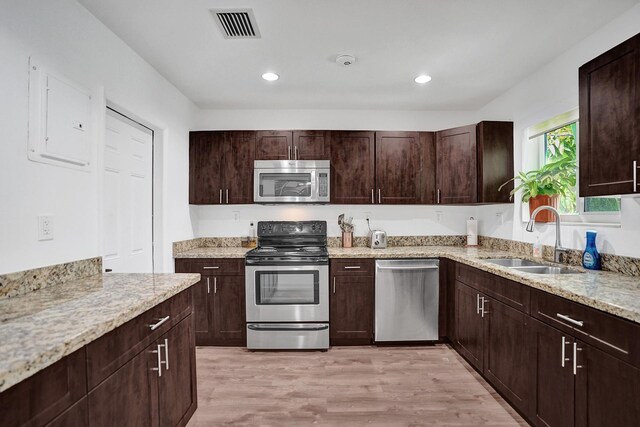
[456,263,530,313]
[531,289,640,367]
[86,288,193,389]
[187,258,244,276]
[331,259,375,276]
[0,348,86,426]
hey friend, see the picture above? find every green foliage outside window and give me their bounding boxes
[544,123,577,214]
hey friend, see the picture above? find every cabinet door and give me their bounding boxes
[483,298,532,416]
[420,132,437,204]
[175,260,212,346]
[212,275,246,346]
[453,281,484,371]
[223,131,255,204]
[579,34,640,196]
[575,342,640,427]
[189,131,224,205]
[477,121,514,203]
[529,318,574,427]
[293,130,330,160]
[375,131,423,204]
[329,131,376,204]
[157,316,197,427]
[330,275,374,345]
[88,345,157,427]
[435,125,477,204]
[255,130,292,160]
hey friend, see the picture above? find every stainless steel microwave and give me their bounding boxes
[254,160,330,203]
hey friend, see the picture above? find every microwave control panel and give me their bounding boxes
[318,173,328,197]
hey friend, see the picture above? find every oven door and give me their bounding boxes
[253,167,329,203]
[245,265,329,322]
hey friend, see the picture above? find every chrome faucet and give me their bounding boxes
[526,206,568,263]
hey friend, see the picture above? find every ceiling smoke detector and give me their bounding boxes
[336,54,356,67]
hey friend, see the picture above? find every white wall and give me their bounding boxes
[192,204,477,238]
[475,3,640,259]
[0,0,198,274]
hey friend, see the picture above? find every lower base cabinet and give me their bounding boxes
[0,289,197,427]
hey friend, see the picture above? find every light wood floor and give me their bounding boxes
[188,345,528,426]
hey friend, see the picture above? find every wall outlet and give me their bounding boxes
[436,211,443,223]
[232,211,240,222]
[38,215,54,241]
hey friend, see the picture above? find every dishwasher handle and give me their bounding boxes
[376,266,439,271]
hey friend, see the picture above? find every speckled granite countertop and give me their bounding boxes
[0,273,200,393]
[174,245,640,325]
[174,247,251,258]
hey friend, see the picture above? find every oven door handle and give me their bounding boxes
[247,324,329,332]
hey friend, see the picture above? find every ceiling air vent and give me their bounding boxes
[211,9,261,39]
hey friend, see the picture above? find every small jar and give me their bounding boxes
[342,231,353,248]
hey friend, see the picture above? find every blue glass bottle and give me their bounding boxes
[582,230,601,270]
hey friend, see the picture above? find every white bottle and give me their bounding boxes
[532,236,542,258]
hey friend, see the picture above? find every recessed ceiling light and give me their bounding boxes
[262,72,279,81]
[414,74,432,84]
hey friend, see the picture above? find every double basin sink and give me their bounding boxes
[483,258,583,275]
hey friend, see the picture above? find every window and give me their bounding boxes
[524,109,621,222]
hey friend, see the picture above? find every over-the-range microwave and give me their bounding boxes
[254,160,330,204]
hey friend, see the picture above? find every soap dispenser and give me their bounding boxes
[582,230,601,270]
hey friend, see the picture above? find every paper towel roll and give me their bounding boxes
[466,217,478,246]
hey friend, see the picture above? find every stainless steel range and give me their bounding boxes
[245,221,329,350]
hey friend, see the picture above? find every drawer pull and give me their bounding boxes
[149,315,171,331]
[556,313,584,327]
[343,266,361,269]
[203,266,220,270]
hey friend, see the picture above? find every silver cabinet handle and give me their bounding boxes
[557,313,584,327]
[561,336,571,367]
[333,277,336,294]
[344,266,361,269]
[295,146,299,160]
[437,189,441,204]
[481,297,488,317]
[151,343,163,377]
[207,277,210,294]
[376,266,439,271]
[288,145,292,160]
[371,189,374,204]
[634,160,638,192]
[573,342,583,375]
[214,277,217,294]
[219,189,222,204]
[203,266,220,270]
[476,294,481,315]
[163,338,169,370]
[150,315,170,331]
[225,189,229,204]
[378,188,381,204]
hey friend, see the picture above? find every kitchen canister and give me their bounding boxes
[466,217,478,246]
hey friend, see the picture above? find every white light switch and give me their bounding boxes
[38,215,54,241]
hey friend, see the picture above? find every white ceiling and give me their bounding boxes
[78,0,638,110]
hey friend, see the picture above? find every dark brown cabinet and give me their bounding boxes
[375,131,433,204]
[579,33,640,197]
[329,259,375,345]
[453,280,485,370]
[329,131,376,204]
[189,131,255,204]
[435,121,513,204]
[175,258,246,346]
[255,130,330,160]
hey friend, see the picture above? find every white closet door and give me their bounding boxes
[102,109,153,273]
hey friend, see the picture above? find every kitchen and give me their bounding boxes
[1,0,640,426]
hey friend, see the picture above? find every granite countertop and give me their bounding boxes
[174,247,251,258]
[173,245,640,325]
[0,272,200,393]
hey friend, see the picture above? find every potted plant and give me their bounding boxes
[499,156,576,222]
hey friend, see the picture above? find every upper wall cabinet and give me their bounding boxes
[255,130,330,160]
[189,131,255,204]
[579,33,640,197]
[435,121,513,204]
[329,131,376,204]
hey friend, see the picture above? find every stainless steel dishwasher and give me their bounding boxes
[375,259,439,342]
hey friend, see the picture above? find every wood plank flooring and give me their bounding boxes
[188,344,528,426]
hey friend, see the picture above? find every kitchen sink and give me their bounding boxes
[483,258,583,274]
[483,258,546,267]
